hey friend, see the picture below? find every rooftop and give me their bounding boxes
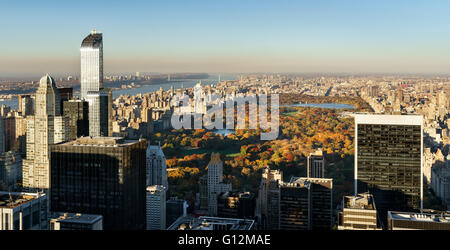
[167,216,254,230]
[0,191,46,209]
[389,211,450,223]
[219,191,254,200]
[286,177,333,188]
[343,193,376,210]
[59,136,145,147]
[81,32,102,49]
[309,148,325,157]
[146,185,166,193]
[50,212,103,224]
[354,114,423,126]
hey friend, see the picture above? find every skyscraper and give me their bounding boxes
[86,90,111,137]
[307,148,326,178]
[207,153,232,216]
[80,30,112,137]
[355,114,423,225]
[146,144,168,189]
[80,30,103,100]
[256,167,282,229]
[279,177,333,230]
[50,137,147,230]
[63,99,89,140]
[22,74,69,191]
[146,185,166,230]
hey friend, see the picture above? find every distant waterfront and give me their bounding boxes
[0,74,238,110]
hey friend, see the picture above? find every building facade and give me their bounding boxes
[0,151,22,191]
[0,191,48,230]
[80,30,103,100]
[355,114,423,223]
[279,177,333,230]
[86,89,112,137]
[207,153,232,216]
[146,185,166,230]
[22,74,69,191]
[49,212,103,230]
[81,30,112,137]
[256,167,282,230]
[307,149,326,178]
[146,145,168,189]
[166,197,188,227]
[50,137,147,230]
[338,193,380,230]
[388,211,450,230]
[431,166,450,209]
[218,191,256,219]
[63,99,89,140]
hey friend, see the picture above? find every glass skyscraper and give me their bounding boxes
[80,30,112,137]
[355,114,423,225]
[80,30,103,100]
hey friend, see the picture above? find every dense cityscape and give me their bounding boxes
[2,5,450,250]
[0,28,449,233]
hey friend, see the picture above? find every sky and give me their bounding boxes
[1,0,450,77]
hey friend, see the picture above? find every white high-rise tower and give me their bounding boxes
[146,145,168,189]
[22,74,69,190]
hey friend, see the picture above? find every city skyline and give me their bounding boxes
[2,0,450,77]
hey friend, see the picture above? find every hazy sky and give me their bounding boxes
[1,0,450,77]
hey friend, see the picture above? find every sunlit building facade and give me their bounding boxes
[80,30,103,100]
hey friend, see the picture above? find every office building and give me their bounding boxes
[207,153,232,216]
[279,177,333,230]
[22,74,69,191]
[167,216,255,230]
[146,185,166,230]
[0,191,48,230]
[50,137,147,230]
[218,191,256,219]
[388,210,450,230]
[307,148,326,178]
[256,167,283,229]
[63,99,89,140]
[166,197,188,227]
[355,114,423,223]
[146,144,168,189]
[49,212,103,230]
[0,151,22,191]
[338,193,380,230]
